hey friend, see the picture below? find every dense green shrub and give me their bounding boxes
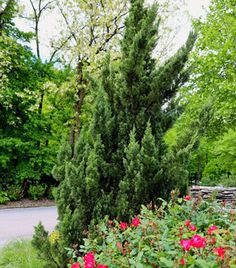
[201,174,236,187]
[28,184,47,200]
[48,186,57,200]
[6,184,23,201]
[0,191,9,204]
[32,223,67,268]
[68,196,236,267]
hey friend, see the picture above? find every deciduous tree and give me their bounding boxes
[167,0,236,185]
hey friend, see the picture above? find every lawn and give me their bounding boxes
[0,240,46,268]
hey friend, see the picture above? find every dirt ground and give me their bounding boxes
[0,198,55,209]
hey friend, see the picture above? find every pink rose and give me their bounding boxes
[189,224,197,231]
[208,225,218,235]
[71,263,81,268]
[119,222,128,230]
[131,217,140,227]
[214,247,225,260]
[83,252,96,268]
[191,235,207,248]
[184,195,191,201]
[180,239,192,251]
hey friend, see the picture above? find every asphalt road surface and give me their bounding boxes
[0,206,58,247]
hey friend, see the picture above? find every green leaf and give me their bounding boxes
[159,257,173,268]
[195,259,210,268]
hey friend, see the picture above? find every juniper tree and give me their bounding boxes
[116,0,196,145]
[62,0,195,243]
[51,63,115,252]
[138,122,160,206]
[33,0,196,265]
[114,0,196,216]
[116,122,161,219]
[116,128,141,219]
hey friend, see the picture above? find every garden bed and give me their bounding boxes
[64,196,236,267]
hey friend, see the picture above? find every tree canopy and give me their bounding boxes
[166,0,236,185]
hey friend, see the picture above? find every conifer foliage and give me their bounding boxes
[39,0,195,260]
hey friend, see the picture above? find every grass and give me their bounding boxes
[0,240,46,268]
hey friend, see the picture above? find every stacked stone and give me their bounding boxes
[191,186,236,202]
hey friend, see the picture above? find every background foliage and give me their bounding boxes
[165,0,236,186]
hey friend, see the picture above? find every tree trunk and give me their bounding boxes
[36,91,44,149]
[35,19,40,59]
[70,59,86,159]
[197,155,201,184]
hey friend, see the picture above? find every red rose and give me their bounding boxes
[211,237,216,245]
[119,222,128,230]
[71,262,81,268]
[180,239,192,251]
[185,219,191,226]
[184,195,191,201]
[214,247,225,260]
[189,224,197,231]
[97,265,109,268]
[180,258,185,266]
[191,235,207,248]
[208,225,218,235]
[131,217,140,227]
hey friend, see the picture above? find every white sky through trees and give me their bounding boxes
[14,0,210,62]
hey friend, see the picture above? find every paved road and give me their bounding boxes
[0,206,58,247]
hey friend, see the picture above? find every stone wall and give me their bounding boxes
[190,186,236,202]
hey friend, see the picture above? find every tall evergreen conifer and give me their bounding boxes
[34,0,196,264]
[114,0,196,215]
[116,128,141,218]
[51,60,115,250]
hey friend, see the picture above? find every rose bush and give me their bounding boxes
[69,196,236,267]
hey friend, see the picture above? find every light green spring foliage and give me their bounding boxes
[0,33,73,186]
[167,0,236,185]
[53,0,128,67]
[0,0,74,189]
[201,129,236,186]
[0,240,46,268]
[186,0,236,133]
